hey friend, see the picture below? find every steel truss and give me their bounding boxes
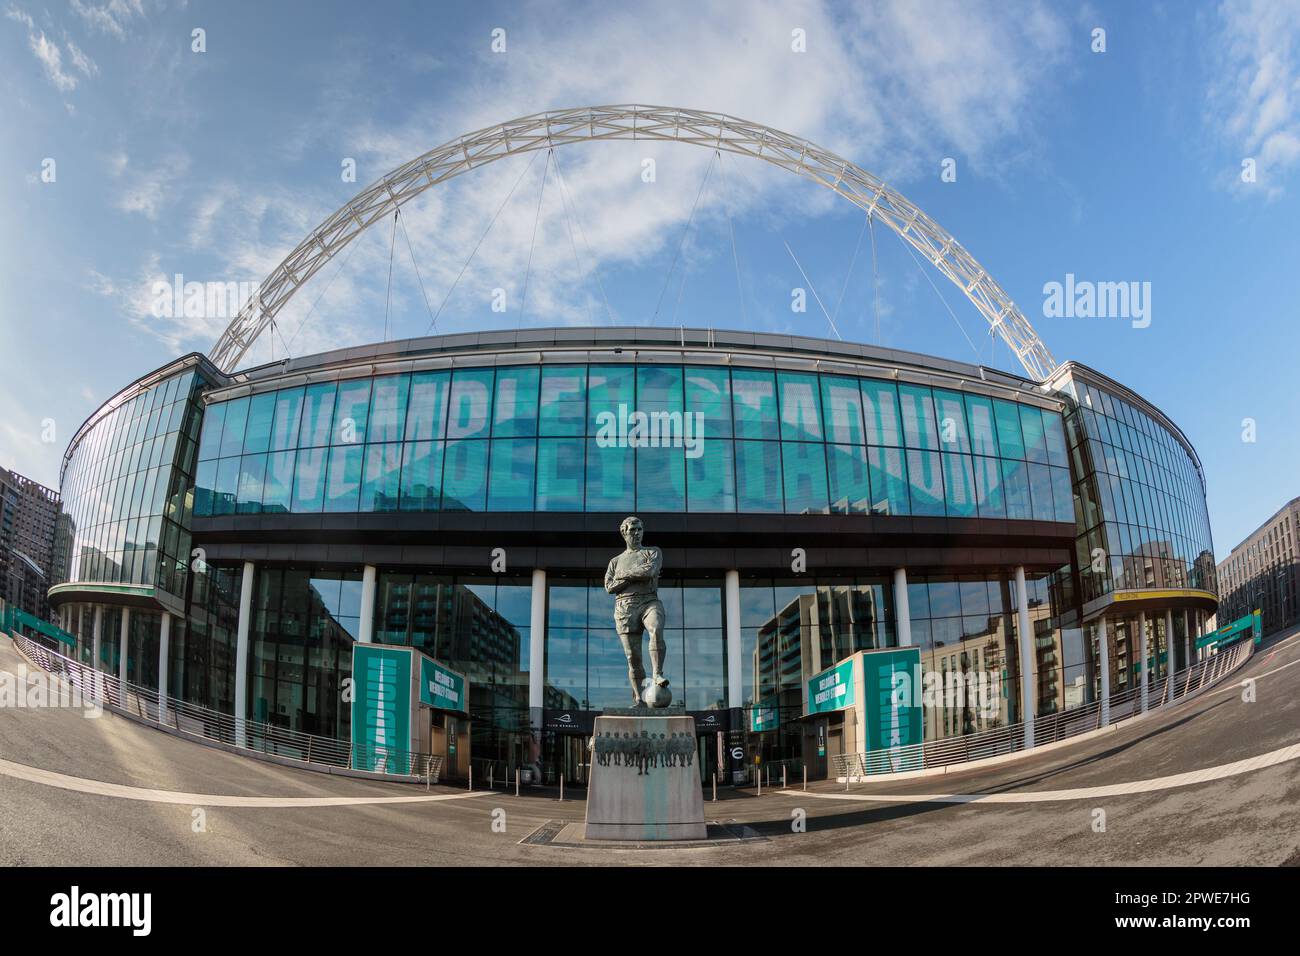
[209,105,1057,379]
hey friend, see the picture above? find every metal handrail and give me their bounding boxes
[832,640,1253,779]
[12,634,442,779]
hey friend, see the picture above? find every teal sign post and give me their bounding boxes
[419,657,468,713]
[862,647,923,770]
[351,645,413,774]
[807,658,855,715]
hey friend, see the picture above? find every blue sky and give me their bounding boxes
[2,0,1298,560]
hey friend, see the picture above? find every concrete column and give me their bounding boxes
[357,564,377,643]
[1014,566,1035,749]
[1138,611,1149,713]
[158,612,171,721]
[1170,613,1180,702]
[1097,615,1110,726]
[725,570,742,708]
[893,567,912,647]
[528,568,547,768]
[1164,609,1175,703]
[234,560,255,748]
[91,605,104,702]
[91,605,103,672]
[1183,609,1192,672]
[528,568,547,716]
[1195,611,1204,662]
[117,607,131,704]
[1170,608,1180,676]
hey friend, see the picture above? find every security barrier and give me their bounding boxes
[10,634,444,782]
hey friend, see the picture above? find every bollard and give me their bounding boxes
[468,765,473,792]
[712,772,717,802]
[559,774,564,803]
[516,768,520,797]
[757,768,761,797]
[803,765,807,792]
[488,766,494,790]
[782,765,787,790]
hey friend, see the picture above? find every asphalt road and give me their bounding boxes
[2,627,1299,866]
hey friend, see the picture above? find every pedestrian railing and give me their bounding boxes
[10,633,444,782]
[832,639,1253,780]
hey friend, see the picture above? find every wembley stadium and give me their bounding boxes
[37,107,1223,787]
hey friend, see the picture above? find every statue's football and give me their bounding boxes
[642,680,672,709]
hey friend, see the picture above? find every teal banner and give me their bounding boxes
[750,699,779,732]
[862,647,924,754]
[4,605,76,648]
[1132,649,1168,675]
[807,658,855,715]
[351,645,412,774]
[419,656,467,713]
[1198,611,1262,650]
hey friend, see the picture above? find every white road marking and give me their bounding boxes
[798,740,1300,805]
[0,757,487,808]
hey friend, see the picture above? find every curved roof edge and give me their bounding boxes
[58,351,222,487]
[206,327,1063,419]
[1046,360,1206,481]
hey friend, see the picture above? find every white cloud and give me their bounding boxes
[6,8,101,92]
[101,0,1075,368]
[85,268,118,297]
[311,0,1071,350]
[28,30,79,92]
[4,5,33,30]
[65,36,98,77]
[69,0,142,41]
[114,152,190,219]
[1207,0,1300,198]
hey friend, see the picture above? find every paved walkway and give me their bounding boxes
[1,629,1298,865]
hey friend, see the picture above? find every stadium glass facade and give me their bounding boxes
[47,329,1218,785]
[189,365,1075,524]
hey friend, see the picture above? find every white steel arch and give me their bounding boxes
[209,105,1057,379]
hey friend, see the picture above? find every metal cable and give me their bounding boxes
[426,150,542,335]
[518,149,552,329]
[652,151,717,324]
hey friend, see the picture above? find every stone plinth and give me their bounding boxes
[584,714,707,841]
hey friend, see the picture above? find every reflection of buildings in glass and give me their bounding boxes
[379,577,527,717]
[440,586,523,690]
[1060,370,1216,609]
[919,616,1011,739]
[1028,592,1066,717]
[543,684,583,712]
[751,586,889,714]
[1119,538,1182,591]
[249,573,355,736]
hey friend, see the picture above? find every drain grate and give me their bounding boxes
[520,819,569,846]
